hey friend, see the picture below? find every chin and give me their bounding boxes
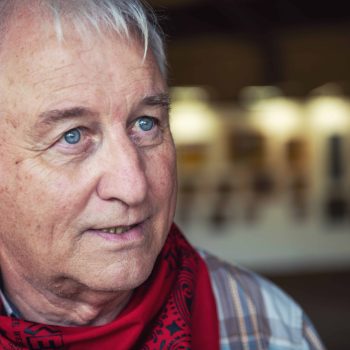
[83,257,157,293]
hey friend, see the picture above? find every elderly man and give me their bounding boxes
[0,1,325,349]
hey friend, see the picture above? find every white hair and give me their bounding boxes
[0,0,167,76]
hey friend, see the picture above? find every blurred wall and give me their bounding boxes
[167,24,350,100]
[148,2,350,348]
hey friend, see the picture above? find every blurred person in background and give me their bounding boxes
[0,0,325,349]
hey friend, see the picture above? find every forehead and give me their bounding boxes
[0,11,164,116]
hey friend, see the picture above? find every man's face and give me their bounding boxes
[0,18,177,293]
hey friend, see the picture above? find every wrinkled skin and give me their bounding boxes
[0,14,177,326]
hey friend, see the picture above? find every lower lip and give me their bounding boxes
[87,223,145,243]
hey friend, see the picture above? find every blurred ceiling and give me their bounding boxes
[147,0,350,100]
[149,0,350,38]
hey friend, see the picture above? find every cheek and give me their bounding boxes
[9,162,84,233]
[0,160,25,231]
[146,146,177,201]
[0,168,81,265]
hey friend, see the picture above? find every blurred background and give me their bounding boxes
[148,0,350,349]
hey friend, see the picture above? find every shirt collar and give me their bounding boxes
[0,278,21,318]
[0,288,16,316]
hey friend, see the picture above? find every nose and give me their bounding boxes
[96,133,148,206]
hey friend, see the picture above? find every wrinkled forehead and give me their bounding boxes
[0,5,165,121]
[0,3,64,52]
[0,6,162,103]
[0,3,144,58]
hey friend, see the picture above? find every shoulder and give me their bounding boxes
[198,250,325,350]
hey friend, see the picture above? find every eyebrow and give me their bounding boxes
[142,93,171,110]
[36,107,97,128]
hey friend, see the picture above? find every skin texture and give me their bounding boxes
[0,12,177,326]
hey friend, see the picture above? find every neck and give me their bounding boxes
[1,266,132,326]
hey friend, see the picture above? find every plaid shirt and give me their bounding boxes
[200,251,326,350]
[1,252,326,350]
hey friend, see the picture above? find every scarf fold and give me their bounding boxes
[0,224,219,349]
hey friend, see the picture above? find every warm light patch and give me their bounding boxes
[250,98,303,137]
[170,87,220,145]
[307,97,350,133]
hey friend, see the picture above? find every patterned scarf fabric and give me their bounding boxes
[0,224,219,349]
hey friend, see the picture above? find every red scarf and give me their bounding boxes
[0,224,219,349]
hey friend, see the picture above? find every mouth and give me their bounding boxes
[87,218,148,243]
[99,225,137,235]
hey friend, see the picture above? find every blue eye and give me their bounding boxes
[137,117,155,131]
[64,128,81,144]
